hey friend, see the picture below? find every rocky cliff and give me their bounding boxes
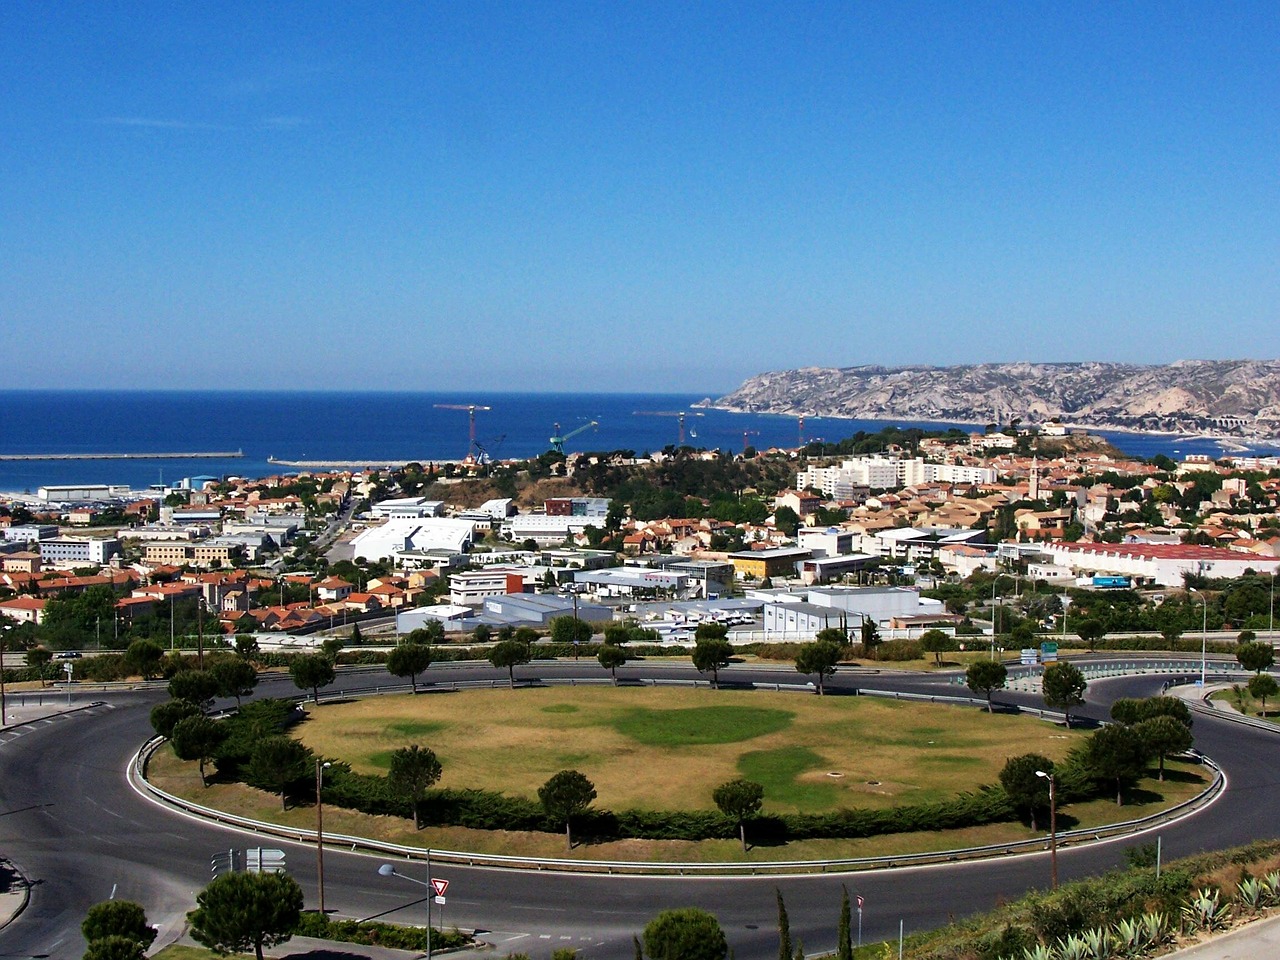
[709,360,1280,435]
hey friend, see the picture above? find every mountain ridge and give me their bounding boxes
[708,360,1280,436]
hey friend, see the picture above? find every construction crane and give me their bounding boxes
[797,414,807,447]
[434,403,491,461]
[549,420,599,455]
[633,410,704,445]
[741,429,760,456]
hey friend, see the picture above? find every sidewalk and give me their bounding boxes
[1163,913,1280,959]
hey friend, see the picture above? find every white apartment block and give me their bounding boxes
[798,457,996,495]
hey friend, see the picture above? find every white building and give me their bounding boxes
[37,484,130,502]
[798,457,995,495]
[501,514,602,545]
[758,586,945,638]
[2,525,59,543]
[350,518,476,562]
[1038,542,1280,588]
[449,568,529,606]
[370,497,446,519]
[38,537,120,565]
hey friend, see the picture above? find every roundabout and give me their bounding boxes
[0,659,1277,960]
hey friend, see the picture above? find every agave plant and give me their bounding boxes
[1021,945,1056,960]
[1261,870,1280,907]
[1181,887,1232,933]
[1139,912,1172,948]
[1238,876,1266,912]
[1055,933,1090,960]
[1081,927,1111,960]
[1112,917,1149,958]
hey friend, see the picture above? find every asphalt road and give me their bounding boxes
[0,662,1276,960]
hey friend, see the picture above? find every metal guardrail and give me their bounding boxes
[131,736,1225,878]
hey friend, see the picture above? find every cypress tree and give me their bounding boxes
[837,886,852,960]
[776,889,791,960]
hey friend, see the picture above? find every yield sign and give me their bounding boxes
[430,878,449,897]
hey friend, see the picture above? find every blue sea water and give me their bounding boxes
[0,390,1272,493]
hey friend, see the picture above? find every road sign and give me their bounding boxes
[434,896,446,905]
[210,849,237,876]
[856,895,864,909]
[246,848,287,874]
[1039,641,1058,663]
[430,878,449,897]
[1020,648,1038,665]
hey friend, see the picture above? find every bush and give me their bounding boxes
[874,639,923,662]
[293,912,470,951]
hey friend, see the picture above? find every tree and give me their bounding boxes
[171,714,228,787]
[210,657,258,707]
[1237,641,1275,674]
[386,643,433,693]
[837,885,853,960]
[488,639,531,688]
[26,646,52,684]
[794,640,840,695]
[538,769,597,850]
[597,644,628,684]
[692,638,733,689]
[320,636,345,660]
[1136,696,1193,730]
[472,623,492,644]
[150,698,203,738]
[1081,724,1148,805]
[712,778,763,851]
[168,669,220,710]
[123,639,164,680]
[1135,715,1194,781]
[289,653,335,703]
[82,936,147,960]
[349,622,364,646]
[694,621,729,642]
[603,622,631,646]
[642,908,727,960]
[773,505,800,537]
[187,871,304,960]
[814,627,848,647]
[965,660,1008,712]
[920,629,958,666]
[82,900,156,950]
[245,736,312,810]
[388,744,443,829]
[1042,662,1087,728]
[1109,697,1143,726]
[550,615,593,645]
[859,618,883,659]
[1248,672,1279,717]
[999,754,1054,830]
[234,634,260,660]
[776,889,791,960]
[1075,619,1106,653]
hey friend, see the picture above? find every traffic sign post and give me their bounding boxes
[430,878,449,897]
[856,895,864,947]
[1039,641,1059,663]
[246,848,287,874]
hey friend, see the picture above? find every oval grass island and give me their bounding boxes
[146,687,1210,865]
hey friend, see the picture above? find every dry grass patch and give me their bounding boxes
[293,687,1083,813]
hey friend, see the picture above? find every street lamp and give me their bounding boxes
[1035,769,1058,889]
[1190,588,1208,687]
[377,861,435,960]
[316,760,331,914]
[1,624,11,728]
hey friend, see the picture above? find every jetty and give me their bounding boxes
[0,450,243,461]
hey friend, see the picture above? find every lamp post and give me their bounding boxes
[1190,588,1208,686]
[990,573,1000,660]
[315,759,331,914]
[377,861,434,960]
[1035,769,1058,889]
[1,624,10,728]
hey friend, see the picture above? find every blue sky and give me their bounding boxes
[2,3,1277,393]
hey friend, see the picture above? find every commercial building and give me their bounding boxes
[758,586,945,638]
[350,518,476,562]
[727,547,812,581]
[448,568,529,606]
[37,484,130,502]
[38,537,120,565]
[501,514,603,545]
[544,497,610,517]
[3,525,59,544]
[1037,542,1280,588]
[370,497,446,519]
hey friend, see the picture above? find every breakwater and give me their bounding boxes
[0,450,243,461]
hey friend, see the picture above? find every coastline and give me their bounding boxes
[703,403,1280,448]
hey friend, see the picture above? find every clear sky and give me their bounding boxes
[3,3,1277,393]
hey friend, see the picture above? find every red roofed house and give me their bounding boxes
[0,596,48,625]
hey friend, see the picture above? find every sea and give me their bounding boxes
[0,390,1275,495]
